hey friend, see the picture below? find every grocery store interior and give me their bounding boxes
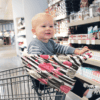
[0,0,100,100]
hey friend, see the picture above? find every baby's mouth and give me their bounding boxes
[46,33,51,35]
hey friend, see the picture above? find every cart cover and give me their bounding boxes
[21,52,92,94]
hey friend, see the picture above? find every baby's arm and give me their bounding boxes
[28,45,43,54]
[74,46,89,55]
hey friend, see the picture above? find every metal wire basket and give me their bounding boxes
[0,66,64,100]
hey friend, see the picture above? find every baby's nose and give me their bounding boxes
[46,26,51,30]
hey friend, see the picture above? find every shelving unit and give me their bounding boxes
[68,39,100,45]
[47,0,100,99]
[16,17,27,55]
[48,0,100,93]
[54,14,67,21]
[85,50,100,66]
[68,16,100,27]
[84,59,100,67]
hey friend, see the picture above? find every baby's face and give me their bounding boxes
[34,15,55,43]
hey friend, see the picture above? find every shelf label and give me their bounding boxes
[78,40,81,44]
[71,40,74,43]
[86,40,90,45]
[91,40,95,45]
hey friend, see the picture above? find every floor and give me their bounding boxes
[0,45,23,71]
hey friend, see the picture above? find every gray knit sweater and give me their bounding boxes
[28,38,75,55]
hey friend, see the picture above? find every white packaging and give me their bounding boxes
[93,26,98,39]
[88,26,93,39]
[78,11,83,20]
[97,29,100,39]
[89,4,95,18]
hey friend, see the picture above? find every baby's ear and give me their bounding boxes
[32,28,36,34]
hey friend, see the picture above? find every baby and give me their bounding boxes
[28,12,100,100]
[28,12,88,55]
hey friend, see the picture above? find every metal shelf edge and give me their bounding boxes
[75,73,100,86]
[68,17,100,26]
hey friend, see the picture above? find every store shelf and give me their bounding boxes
[75,73,100,86]
[69,40,86,44]
[84,59,100,67]
[68,17,100,27]
[69,39,100,45]
[54,14,67,21]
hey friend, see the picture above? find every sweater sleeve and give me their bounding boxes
[53,41,76,54]
[28,45,42,54]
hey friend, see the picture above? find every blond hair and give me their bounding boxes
[31,12,53,28]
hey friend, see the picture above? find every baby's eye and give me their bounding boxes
[50,26,53,28]
[42,26,46,27]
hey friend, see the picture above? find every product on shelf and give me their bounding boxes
[93,26,98,39]
[78,11,83,20]
[89,50,100,61]
[88,26,93,39]
[69,34,88,40]
[97,29,100,39]
[94,3,100,17]
[4,32,10,37]
[48,0,68,20]
[54,18,69,37]
[77,66,100,83]
[89,3,100,18]
[84,10,90,20]
[89,4,96,18]
[80,0,89,8]
[17,17,27,55]
[87,26,100,40]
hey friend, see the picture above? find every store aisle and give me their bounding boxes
[0,45,23,71]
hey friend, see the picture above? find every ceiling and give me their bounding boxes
[0,0,13,23]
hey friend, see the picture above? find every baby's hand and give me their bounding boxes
[74,46,89,55]
[79,46,89,55]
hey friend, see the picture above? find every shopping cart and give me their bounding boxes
[0,66,64,100]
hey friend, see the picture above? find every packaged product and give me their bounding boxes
[93,26,98,39]
[97,28,100,39]
[88,26,93,39]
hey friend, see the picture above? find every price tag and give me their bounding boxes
[86,40,90,45]
[91,40,95,45]
[78,40,81,44]
[71,40,74,43]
